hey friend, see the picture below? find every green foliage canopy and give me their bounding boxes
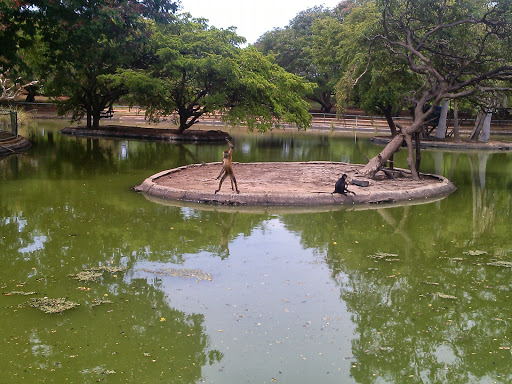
[312,1,422,135]
[255,5,341,113]
[115,15,313,133]
[30,0,179,128]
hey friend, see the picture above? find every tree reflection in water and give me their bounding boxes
[2,123,512,383]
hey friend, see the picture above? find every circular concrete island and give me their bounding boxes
[134,162,456,208]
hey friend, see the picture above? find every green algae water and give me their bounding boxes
[1,121,511,383]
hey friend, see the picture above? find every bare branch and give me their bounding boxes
[0,69,39,102]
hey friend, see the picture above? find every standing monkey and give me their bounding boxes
[215,139,240,194]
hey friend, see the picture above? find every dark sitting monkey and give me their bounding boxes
[332,174,355,195]
[215,139,240,194]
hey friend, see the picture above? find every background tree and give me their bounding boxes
[0,0,41,102]
[359,0,512,180]
[314,1,422,137]
[255,5,340,113]
[32,0,179,129]
[0,1,36,72]
[116,16,313,133]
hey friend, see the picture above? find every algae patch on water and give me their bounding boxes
[92,298,113,307]
[20,297,80,314]
[4,291,37,296]
[69,265,127,282]
[70,271,103,282]
[88,265,127,273]
[367,252,400,262]
[434,292,457,300]
[140,268,212,281]
[477,260,512,268]
[464,250,488,256]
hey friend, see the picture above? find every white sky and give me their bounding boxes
[179,0,341,45]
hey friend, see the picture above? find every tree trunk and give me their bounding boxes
[25,86,37,103]
[434,99,450,139]
[92,109,101,129]
[178,112,188,134]
[361,133,405,178]
[309,93,333,114]
[478,112,492,143]
[404,132,419,180]
[87,111,92,129]
[453,99,460,142]
[414,132,421,173]
[380,105,397,137]
[469,111,484,141]
[321,104,332,114]
[361,113,428,179]
[320,92,333,114]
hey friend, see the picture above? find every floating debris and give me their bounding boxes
[88,266,127,273]
[102,370,116,375]
[367,252,400,261]
[4,291,37,296]
[463,250,488,256]
[140,268,212,281]
[69,271,103,282]
[434,292,457,300]
[91,298,113,307]
[69,265,126,282]
[423,281,440,286]
[378,347,393,352]
[22,297,80,314]
[477,261,512,268]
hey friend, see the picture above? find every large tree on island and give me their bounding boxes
[33,0,179,129]
[359,0,512,180]
[313,1,422,137]
[115,15,313,133]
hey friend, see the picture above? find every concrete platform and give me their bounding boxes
[134,162,456,207]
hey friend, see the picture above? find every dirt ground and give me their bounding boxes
[135,162,456,206]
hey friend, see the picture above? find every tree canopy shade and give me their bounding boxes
[30,0,179,129]
[358,0,512,179]
[115,16,313,133]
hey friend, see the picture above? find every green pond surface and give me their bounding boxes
[1,120,512,383]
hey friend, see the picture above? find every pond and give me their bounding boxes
[1,120,512,383]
